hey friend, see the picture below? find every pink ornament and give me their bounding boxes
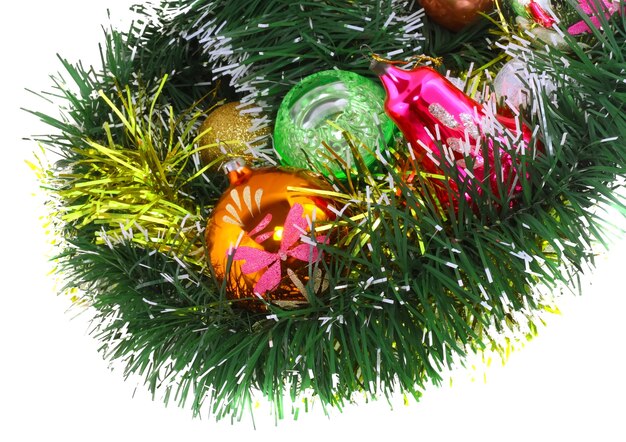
[568,0,622,35]
[371,60,534,205]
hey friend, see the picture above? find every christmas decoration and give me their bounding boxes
[29,0,626,424]
[188,0,426,115]
[515,15,568,49]
[371,58,533,202]
[509,0,570,49]
[206,159,336,310]
[510,0,556,27]
[419,0,494,31]
[493,58,557,112]
[273,70,396,179]
[198,101,270,166]
[567,0,623,35]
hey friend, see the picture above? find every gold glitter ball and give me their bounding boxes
[198,101,270,165]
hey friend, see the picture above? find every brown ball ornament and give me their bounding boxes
[198,101,270,165]
[418,0,494,31]
[206,160,337,311]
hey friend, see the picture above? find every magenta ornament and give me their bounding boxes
[370,59,534,205]
[568,0,622,35]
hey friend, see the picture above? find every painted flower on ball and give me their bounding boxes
[233,203,326,296]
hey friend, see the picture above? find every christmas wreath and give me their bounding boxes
[29,0,626,421]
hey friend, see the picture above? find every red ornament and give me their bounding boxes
[528,1,556,28]
[370,59,534,206]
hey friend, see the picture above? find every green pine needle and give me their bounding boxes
[29,0,626,422]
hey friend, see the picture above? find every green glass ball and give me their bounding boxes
[273,70,396,180]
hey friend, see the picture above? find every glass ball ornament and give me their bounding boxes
[273,70,396,180]
[418,0,494,31]
[493,58,557,111]
[205,159,338,311]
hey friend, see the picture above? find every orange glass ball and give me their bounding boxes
[206,161,337,311]
[419,0,494,31]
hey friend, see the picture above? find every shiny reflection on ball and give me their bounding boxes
[419,0,494,31]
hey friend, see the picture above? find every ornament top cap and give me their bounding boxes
[223,158,253,186]
[369,59,390,76]
[369,54,443,75]
[222,158,246,174]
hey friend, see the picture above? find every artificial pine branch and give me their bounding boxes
[30,0,626,422]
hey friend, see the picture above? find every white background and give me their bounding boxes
[2,1,625,440]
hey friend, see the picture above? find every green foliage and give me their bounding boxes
[31,0,626,422]
[26,10,222,159]
[162,0,446,115]
[43,79,222,268]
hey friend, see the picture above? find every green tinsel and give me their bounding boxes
[29,0,626,422]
